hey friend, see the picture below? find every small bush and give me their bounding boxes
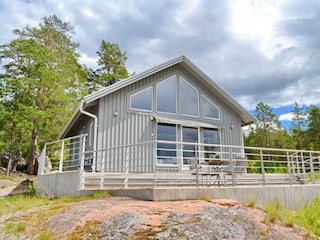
[246,199,255,207]
[264,200,282,223]
[3,223,15,233]
[16,223,26,232]
[264,200,295,226]
[36,231,54,240]
[281,211,295,227]
[3,222,26,234]
[200,196,212,202]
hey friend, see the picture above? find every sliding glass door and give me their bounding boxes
[182,127,198,165]
[157,123,220,167]
[157,123,177,164]
[203,128,220,160]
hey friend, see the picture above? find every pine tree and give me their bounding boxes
[0,15,86,174]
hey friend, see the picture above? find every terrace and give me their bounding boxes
[38,134,320,190]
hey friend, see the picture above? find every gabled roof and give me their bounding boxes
[60,55,256,139]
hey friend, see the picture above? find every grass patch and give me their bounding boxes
[246,199,256,208]
[0,191,111,239]
[200,196,212,202]
[0,190,111,216]
[3,223,15,233]
[264,200,295,225]
[296,198,320,236]
[67,220,102,240]
[0,175,14,181]
[264,198,320,238]
[57,190,111,203]
[0,195,52,216]
[36,231,54,240]
[307,171,320,181]
[3,222,26,234]
[130,224,168,240]
[16,223,26,232]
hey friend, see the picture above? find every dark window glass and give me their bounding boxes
[203,128,220,160]
[130,87,152,111]
[182,127,198,164]
[202,96,220,119]
[180,79,198,116]
[157,123,177,164]
[156,76,177,113]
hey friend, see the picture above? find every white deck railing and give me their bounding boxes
[38,135,320,189]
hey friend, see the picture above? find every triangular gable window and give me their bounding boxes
[202,95,220,119]
[130,86,152,111]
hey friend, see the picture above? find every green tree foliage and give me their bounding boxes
[245,102,320,153]
[253,102,281,148]
[290,102,308,149]
[86,40,128,92]
[0,15,86,174]
[307,105,320,151]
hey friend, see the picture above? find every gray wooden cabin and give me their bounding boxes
[60,56,256,173]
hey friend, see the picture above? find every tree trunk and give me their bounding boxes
[5,153,13,176]
[27,124,39,175]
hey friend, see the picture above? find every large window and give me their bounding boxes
[202,96,220,119]
[130,87,152,111]
[156,76,177,114]
[129,75,221,122]
[180,79,199,116]
[157,123,177,164]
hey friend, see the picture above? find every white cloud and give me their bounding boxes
[0,0,320,112]
[279,112,293,121]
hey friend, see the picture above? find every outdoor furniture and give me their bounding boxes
[197,164,229,186]
[189,158,232,186]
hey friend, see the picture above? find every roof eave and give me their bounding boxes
[84,55,186,104]
[179,57,257,126]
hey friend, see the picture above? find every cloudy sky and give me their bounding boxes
[1,0,320,128]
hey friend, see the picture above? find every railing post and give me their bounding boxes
[59,141,65,172]
[296,154,301,175]
[99,150,105,189]
[153,141,157,188]
[301,151,306,183]
[230,148,235,186]
[260,149,266,185]
[124,146,130,189]
[195,144,199,188]
[309,152,315,184]
[286,152,293,184]
[79,135,86,190]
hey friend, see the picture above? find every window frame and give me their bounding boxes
[129,86,153,112]
[201,95,221,120]
[156,75,177,115]
[179,77,200,117]
[156,122,178,165]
